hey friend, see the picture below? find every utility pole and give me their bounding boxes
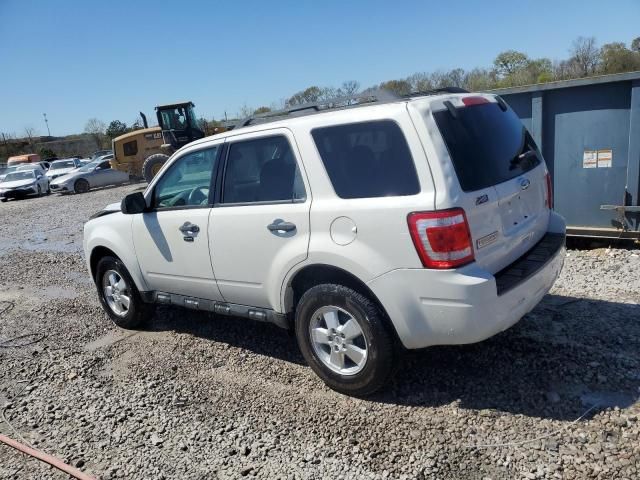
[43,113,51,136]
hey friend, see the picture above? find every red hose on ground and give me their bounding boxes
[0,433,96,480]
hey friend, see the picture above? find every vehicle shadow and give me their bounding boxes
[145,293,639,420]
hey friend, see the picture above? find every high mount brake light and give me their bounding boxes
[461,96,490,107]
[407,209,475,269]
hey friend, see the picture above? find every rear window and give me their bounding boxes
[433,102,541,192]
[311,120,420,199]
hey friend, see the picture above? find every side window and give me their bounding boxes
[222,135,306,204]
[123,140,138,156]
[98,161,111,170]
[153,146,219,209]
[311,120,420,199]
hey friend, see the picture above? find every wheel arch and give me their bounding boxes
[284,263,401,344]
[87,239,148,292]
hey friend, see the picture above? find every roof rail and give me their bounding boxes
[402,87,470,97]
[236,89,399,128]
[234,87,469,129]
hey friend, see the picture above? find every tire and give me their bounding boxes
[74,179,90,194]
[295,284,395,396]
[0,198,6,203]
[142,153,169,183]
[95,255,154,329]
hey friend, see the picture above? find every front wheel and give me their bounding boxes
[295,284,396,396]
[95,256,154,329]
[74,179,89,194]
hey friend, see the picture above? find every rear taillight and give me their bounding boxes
[545,172,553,209]
[408,209,475,269]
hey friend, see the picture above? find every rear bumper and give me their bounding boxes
[368,214,566,349]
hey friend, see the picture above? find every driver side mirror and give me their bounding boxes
[121,192,147,214]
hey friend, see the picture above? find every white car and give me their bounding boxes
[84,89,566,395]
[50,158,129,194]
[0,169,50,201]
[46,158,83,181]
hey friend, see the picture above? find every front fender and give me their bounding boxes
[83,213,149,292]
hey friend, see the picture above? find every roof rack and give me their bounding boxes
[236,89,398,128]
[235,86,469,129]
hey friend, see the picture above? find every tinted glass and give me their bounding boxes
[223,136,305,204]
[311,120,420,199]
[123,140,138,156]
[433,102,541,192]
[153,147,218,208]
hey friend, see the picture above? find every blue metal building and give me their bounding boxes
[492,71,640,239]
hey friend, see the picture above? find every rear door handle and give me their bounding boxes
[267,221,296,232]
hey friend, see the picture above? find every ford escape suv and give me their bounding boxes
[83,89,565,396]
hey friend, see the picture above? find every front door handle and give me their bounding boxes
[267,221,296,232]
[179,222,200,234]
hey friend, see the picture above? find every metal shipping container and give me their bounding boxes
[492,71,640,239]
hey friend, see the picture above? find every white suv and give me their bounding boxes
[83,89,566,395]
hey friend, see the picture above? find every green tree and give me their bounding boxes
[39,147,57,160]
[253,106,272,115]
[493,50,529,77]
[286,86,323,106]
[599,42,640,74]
[379,79,412,96]
[631,37,640,53]
[106,120,128,139]
[84,118,107,149]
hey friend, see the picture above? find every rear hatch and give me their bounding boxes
[427,95,551,273]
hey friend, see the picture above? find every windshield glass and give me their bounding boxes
[78,160,101,172]
[1,166,18,176]
[433,102,541,192]
[50,160,76,170]
[160,107,188,130]
[3,171,35,182]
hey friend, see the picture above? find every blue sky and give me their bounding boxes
[1,0,638,136]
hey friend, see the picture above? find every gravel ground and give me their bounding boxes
[0,186,638,479]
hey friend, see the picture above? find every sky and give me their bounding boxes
[1,0,639,136]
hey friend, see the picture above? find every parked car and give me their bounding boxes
[84,90,566,395]
[0,169,50,201]
[17,164,46,174]
[50,159,129,194]
[90,150,113,161]
[0,165,19,182]
[46,158,83,181]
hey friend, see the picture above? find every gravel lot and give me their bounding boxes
[0,186,638,479]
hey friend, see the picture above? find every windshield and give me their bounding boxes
[78,160,101,172]
[1,166,18,176]
[3,171,35,182]
[433,102,541,192]
[160,107,189,130]
[50,160,76,170]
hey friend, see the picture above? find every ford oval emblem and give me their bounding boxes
[519,178,531,190]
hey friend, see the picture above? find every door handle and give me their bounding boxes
[179,222,200,234]
[267,221,296,232]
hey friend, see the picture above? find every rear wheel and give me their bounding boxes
[295,284,395,396]
[142,153,169,183]
[95,256,153,329]
[74,179,89,194]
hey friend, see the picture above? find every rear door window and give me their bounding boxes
[433,102,541,192]
[311,120,420,199]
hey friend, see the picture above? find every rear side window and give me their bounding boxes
[311,120,420,199]
[433,102,541,192]
[222,135,306,204]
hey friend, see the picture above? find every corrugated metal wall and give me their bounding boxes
[493,72,640,237]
